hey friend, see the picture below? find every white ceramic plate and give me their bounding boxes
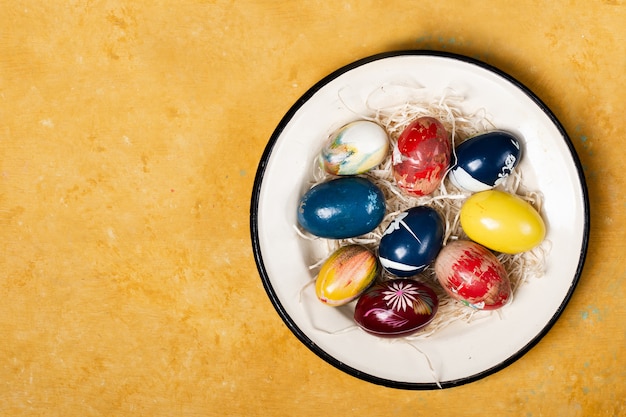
[250,51,589,389]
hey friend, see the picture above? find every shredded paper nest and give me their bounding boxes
[297,87,550,340]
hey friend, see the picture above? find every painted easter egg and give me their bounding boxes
[448,130,522,192]
[297,176,386,239]
[320,120,389,175]
[434,240,512,310]
[315,245,379,306]
[354,279,439,337]
[378,206,444,277]
[392,117,451,196]
[460,190,546,254]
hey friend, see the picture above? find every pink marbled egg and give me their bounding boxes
[434,240,511,310]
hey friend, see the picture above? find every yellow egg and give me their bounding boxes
[315,245,379,306]
[460,190,546,254]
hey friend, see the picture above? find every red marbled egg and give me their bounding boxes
[354,279,438,338]
[392,116,451,196]
[434,240,512,310]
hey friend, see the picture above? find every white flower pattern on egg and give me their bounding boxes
[381,281,436,315]
[382,280,421,312]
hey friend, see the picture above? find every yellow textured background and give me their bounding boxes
[1,1,624,416]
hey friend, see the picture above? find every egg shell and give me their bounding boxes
[460,190,546,254]
[392,117,451,196]
[320,120,389,175]
[434,240,511,310]
[297,176,386,239]
[315,245,379,306]
[448,130,522,192]
[354,279,439,338]
[378,206,444,277]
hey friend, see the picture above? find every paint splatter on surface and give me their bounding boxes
[580,305,603,323]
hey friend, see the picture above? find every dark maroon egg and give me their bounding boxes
[354,279,438,338]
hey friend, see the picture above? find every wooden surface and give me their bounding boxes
[1,1,624,416]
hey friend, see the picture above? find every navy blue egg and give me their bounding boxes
[297,177,386,239]
[378,206,444,277]
[448,131,522,192]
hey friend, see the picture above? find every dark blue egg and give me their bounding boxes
[448,131,522,192]
[378,206,444,277]
[297,177,386,239]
